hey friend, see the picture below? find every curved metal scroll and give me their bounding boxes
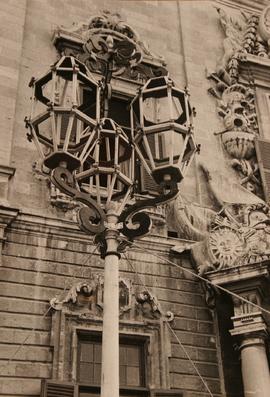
[119,186,179,240]
[51,167,106,235]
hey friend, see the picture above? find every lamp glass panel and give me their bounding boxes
[55,77,81,107]
[36,116,53,144]
[143,96,183,124]
[156,131,185,163]
[58,113,80,146]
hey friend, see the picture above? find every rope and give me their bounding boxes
[166,321,214,397]
[1,245,100,370]
[123,252,214,397]
[131,242,270,317]
[63,243,100,292]
[0,305,52,371]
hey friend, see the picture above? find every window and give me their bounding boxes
[77,333,149,397]
[78,334,102,386]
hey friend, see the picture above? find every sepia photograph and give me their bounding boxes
[0,0,270,396]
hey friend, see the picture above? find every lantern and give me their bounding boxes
[28,56,99,171]
[130,76,197,187]
[75,118,134,207]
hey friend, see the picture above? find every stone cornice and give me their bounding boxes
[9,210,190,254]
[216,0,269,13]
[240,54,270,88]
[0,165,16,178]
[0,205,19,227]
[206,261,269,286]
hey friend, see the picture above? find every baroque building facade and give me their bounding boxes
[1,1,270,397]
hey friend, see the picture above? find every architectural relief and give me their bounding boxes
[258,6,270,52]
[171,163,270,274]
[190,202,270,274]
[50,277,173,321]
[207,6,270,198]
[135,290,173,321]
[52,10,168,83]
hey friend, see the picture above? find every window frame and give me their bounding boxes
[76,330,150,397]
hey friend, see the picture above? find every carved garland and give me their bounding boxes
[207,6,270,198]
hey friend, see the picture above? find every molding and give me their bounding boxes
[230,311,268,337]
[51,305,172,388]
[0,205,20,226]
[7,209,190,255]
[240,54,270,87]
[0,165,16,178]
[206,261,269,286]
[216,0,269,13]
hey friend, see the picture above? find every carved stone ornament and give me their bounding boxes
[170,163,270,275]
[258,6,270,45]
[50,280,101,314]
[206,6,270,198]
[191,203,270,274]
[135,290,174,321]
[52,10,168,83]
[50,276,132,316]
[50,277,174,324]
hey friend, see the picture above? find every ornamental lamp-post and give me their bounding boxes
[26,53,197,397]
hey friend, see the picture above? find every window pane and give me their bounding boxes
[126,366,140,386]
[79,363,93,382]
[94,344,102,363]
[120,364,127,385]
[120,346,127,365]
[80,343,94,363]
[93,363,101,384]
[126,346,140,365]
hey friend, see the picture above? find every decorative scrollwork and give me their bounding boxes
[51,166,106,235]
[119,186,179,239]
[52,10,167,84]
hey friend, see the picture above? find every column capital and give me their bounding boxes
[230,311,268,339]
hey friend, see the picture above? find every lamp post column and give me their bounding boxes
[100,203,120,397]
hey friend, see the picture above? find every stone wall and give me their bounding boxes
[0,213,221,396]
